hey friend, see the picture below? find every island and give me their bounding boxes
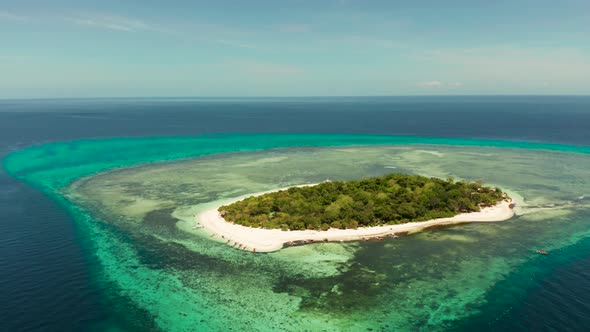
[197,174,514,252]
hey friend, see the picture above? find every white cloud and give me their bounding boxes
[249,63,304,75]
[327,35,406,49]
[418,81,462,88]
[224,60,305,75]
[215,39,258,49]
[419,80,442,87]
[0,11,30,22]
[278,24,312,33]
[421,47,590,81]
[64,14,155,32]
[0,55,32,61]
[63,13,259,49]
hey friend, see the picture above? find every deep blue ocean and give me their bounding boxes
[1,96,589,331]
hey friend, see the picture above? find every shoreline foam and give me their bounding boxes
[196,184,515,252]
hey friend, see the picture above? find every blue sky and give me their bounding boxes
[1,0,589,98]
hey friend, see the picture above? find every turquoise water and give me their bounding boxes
[4,134,590,331]
[6,134,590,191]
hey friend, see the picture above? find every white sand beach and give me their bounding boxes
[196,185,515,253]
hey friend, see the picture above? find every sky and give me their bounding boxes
[1,0,589,98]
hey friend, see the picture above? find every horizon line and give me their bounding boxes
[2,94,590,102]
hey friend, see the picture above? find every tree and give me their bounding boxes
[219,173,507,230]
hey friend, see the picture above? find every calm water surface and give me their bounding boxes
[1,96,589,331]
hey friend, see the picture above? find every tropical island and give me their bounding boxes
[197,173,515,252]
[219,174,509,230]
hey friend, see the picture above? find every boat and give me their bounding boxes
[536,250,550,255]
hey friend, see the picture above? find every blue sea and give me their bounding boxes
[1,96,589,331]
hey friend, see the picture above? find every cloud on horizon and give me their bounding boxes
[223,60,305,75]
[418,81,463,88]
[421,47,590,82]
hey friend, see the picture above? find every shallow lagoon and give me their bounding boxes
[5,135,590,331]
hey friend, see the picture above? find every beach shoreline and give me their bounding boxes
[196,184,515,252]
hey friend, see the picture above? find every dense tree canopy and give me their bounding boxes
[219,173,508,231]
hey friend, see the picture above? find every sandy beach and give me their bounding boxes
[196,185,515,252]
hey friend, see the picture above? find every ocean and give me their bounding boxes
[1,96,589,331]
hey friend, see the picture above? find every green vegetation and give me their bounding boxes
[219,173,508,231]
